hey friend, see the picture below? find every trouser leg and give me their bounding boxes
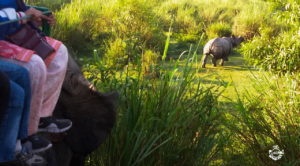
[0,56,47,135]
[0,61,31,139]
[0,44,68,135]
[0,81,24,162]
[39,44,68,117]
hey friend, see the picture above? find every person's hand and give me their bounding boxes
[25,8,55,26]
[46,14,56,26]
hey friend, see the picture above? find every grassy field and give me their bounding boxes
[167,40,259,103]
[27,0,300,165]
[199,53,258,102]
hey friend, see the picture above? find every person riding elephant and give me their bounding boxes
[0,1,73,163]
[0,61,48,165]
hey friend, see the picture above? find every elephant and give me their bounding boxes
[40,55,119,166]
[201,35,244,68]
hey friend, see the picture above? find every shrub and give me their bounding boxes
[141,50,160,76]
[27,0,70,9]
[52,0,165,67]
[206,22,232,39]
[103,38,128,69]
[226,73,300,165]
[157,0,207,43]
[241,30,300,75]
[86,45,225,166]
[232,0,273,39]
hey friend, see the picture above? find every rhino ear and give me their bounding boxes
[240,36,245,42]
[231,34,236,38]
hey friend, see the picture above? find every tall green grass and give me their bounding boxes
[240,1,300,74]
[225,73,300,165]
[84,37,226,165]
[26,0,300,165]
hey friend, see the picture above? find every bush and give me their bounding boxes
[206,22,232,39]
[241,30,300,75]
[86,46,226,166]
[141,50,160,76]
[226,73,300,165]
[27,0,70,10]
[232,1,271,39]
[52,0,165,68]
[156,0,205,43]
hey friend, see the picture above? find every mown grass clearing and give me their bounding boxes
[198,53,259,103]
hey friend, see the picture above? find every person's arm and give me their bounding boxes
[0,8,26,39]
[24,7,55,26]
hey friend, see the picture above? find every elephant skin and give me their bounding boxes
[201,36,244,68]
[49,55,118,166]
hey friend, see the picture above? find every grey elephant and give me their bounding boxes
[36,55,118,166]
[201,35,244,68]
[53,55,118,166]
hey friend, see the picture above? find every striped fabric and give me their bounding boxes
[0,37,62,66]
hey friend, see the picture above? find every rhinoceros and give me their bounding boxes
[42,55,119,166]
[201,36,244,68]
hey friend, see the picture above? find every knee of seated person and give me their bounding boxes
[30,55,47,72]
[17,65,30,80]
[58,44,69,62]
[27,55,47,81]
[9,81,25,108]
[50,44,69,68]
[59,44,68,54]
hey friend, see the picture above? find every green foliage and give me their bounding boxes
[51,0,165,69]
[27,0,300,165]
[233,0,273,39]
[104,38,128,69]
[197,0,234,23]
[26,0,70,10]
[226,73,300,165]
[141,50,160,76]
[82,49,118,87]
[242,28,300,75]
[206,22,232,39]
[85,48,226,166]
[157,0,206,43]
[240,1,300,74]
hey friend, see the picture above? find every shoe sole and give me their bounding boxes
[31,143,53,154]
[38,122,72,133]
[25,154,46,166]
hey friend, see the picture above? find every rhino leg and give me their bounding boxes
[211,57,217,67]
[220,59,224,66]
[201,54,209,68]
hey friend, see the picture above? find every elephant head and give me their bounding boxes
[52,55,118,166]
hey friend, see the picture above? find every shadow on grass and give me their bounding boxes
[199,78,230,87]
[221,65,258,72]
[198,53,258,72]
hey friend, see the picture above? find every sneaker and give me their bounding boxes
[21,134,52,154]
[38,117,72,133]
[16,152,46,166]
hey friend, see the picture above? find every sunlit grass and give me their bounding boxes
[26,0,300,165]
